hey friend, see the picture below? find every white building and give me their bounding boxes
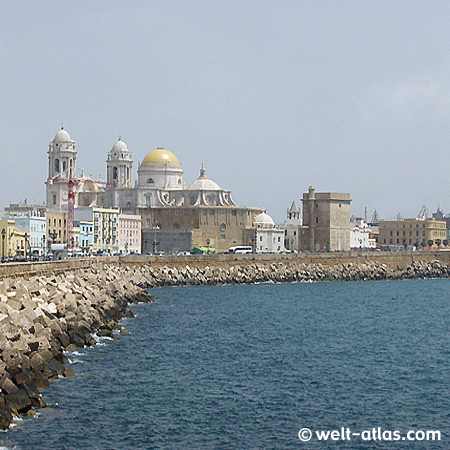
[75,207,120,254]
[117,214,142,254]
[254,212,286,254]
[350,219,376,249]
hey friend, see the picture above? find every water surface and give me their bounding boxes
[2,279,450,449]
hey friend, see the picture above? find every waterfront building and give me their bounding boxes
[3,201,47,255]
[254,212,286,254]
[46,210,68,247]
[117,214,141,254]
[378,218,447,249]
[12,216,47,256]
[350,219,376,249]
[0,220,26,258]
[300,186,352,252]
[284,201,302,253]
[74,220,94,254]
[75,207,119,254]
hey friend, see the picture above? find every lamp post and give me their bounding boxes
[42,235,46,257]
[1,228,6,262]
[24,233,29,260]
[152,225,160,255]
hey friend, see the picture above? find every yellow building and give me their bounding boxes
[47,210,68,245]
[378,218,447,248]
[0,220,27,258]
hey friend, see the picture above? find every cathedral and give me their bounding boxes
[46,127,262,252]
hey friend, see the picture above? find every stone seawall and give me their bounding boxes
[136,259,449,286]
[0,265,153,429]
[0,257,448,429]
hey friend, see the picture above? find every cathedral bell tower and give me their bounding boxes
[48,127,77,179]
[106,138,133,189]
[46,127,77,209]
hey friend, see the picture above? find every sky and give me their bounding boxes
[0,1,449,222]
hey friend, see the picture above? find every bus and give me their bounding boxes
[226,246,253,254]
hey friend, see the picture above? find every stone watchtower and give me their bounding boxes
[106,138,133,189]
[301,186,352,252]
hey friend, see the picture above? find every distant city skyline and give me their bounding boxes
[1,1,449,221]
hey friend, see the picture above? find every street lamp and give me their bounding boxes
[152,225,160,255]
[24,233,29,260]
[42,235,46,257]
[1,228,6,262]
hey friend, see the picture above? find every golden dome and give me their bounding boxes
[141,147,181,169]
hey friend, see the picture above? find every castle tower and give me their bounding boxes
[106,138,133,189]
[46,127,77,209]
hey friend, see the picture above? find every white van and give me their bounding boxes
[227,246,253,254]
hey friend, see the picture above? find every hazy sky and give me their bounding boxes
[1,1,449,221]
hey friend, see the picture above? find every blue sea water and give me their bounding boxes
[2,279,450,450]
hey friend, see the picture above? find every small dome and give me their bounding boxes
[111,138,128,153]
[189,177,222,191]
[53,127,72,143]
[254,212,275,226]
[141,147,181,169]
[189,164,222,191]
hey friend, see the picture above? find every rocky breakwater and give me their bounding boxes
[0,265,153,429]
[138,259,449,286]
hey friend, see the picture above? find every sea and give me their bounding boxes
[1,279,450,449]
